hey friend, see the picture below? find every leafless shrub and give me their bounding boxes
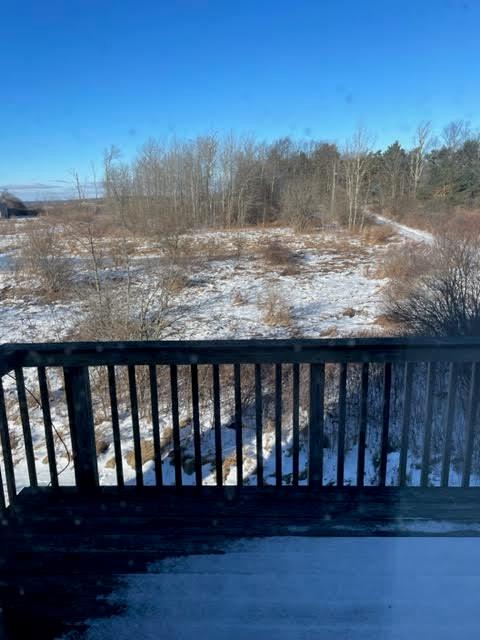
[261,239,294,264]
[260,287,294,327]
[280,175,318,231]
[18,221,72,297]
[386,232,480,336]
[73,264,180,420]
[259,239,301,275]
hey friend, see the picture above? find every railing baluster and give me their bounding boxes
[108,365,124,488]
[212,365,222,487]
[128,365,143,487]
[149,365,162,487]
[462,362,480,488]
[292,363,300,487]
[420,363,436,488]
[379,363,392,487]
[191,364,202,487]
[37,366,58,488]
[441,363,458,487]
[0,460,5,511]
[337,363,347,487]
[399,362,414,487]
[0,378,15,503]
[275,364,282,488]
[15,367,37,487]
[234,364,243,487]
[64,366,98,489]
[309,363,325,489]
[255,364,263,488]
[357,363,369,487]
[170,364,182,487]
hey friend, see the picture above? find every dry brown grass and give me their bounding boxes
[232,290,248,306]
[125,438,155,469]
[222,452,236,482]
[260,288,294,327]
[258,239,302,275]
[374,244,433,282]
[373,313,404,334]
[17,219,74,300]
[362,223,395,245]
[301,233,368,261]
[319,326,339,337]
[0,219,18,235]
[173,234,248,269]
[95,431,110,456]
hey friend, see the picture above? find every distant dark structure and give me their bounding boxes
[0,191,39,219]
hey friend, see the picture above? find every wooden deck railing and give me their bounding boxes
[1,337,480,508]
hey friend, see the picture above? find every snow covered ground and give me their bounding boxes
[74,537,480,640]
[0,225,390,343]
[373,213,434,244]
[2,221,460,497]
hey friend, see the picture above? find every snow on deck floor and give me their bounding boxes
[79,536,480,640]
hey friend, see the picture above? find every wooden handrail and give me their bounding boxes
[2,336,480,369]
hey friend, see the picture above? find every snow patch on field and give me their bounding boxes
[0,226,388,343]
[374,213,434,244]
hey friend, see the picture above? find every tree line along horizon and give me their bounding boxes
[70,119,480,233]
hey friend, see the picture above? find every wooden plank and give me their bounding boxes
[255,364,263,488]
[441,363,458,488]
[63,366,98,490]
[128,365,143,488]
[234,364,243,487]
[420,363,436,488]
[0,377,16,502]
[107,365,124,488]
[399,362,414,487]
[292,363,300,487]
[212,365,222,487]
[379,363,392,487]
[357,363,369,487]
[170,365,182,487]
[191,364,202,487]
[309,363,325,489]
[337,363,347,487]
[148,365,162,487]
[15,367,37,487]
[14,337,480,369]
[37,366,58,488]
[462,362,480,488]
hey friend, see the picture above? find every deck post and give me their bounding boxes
[64,366,99,490]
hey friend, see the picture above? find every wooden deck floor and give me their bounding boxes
[2,486,480,639]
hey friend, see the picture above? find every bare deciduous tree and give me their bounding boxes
[343,127,374,229]
[409,121,431,199]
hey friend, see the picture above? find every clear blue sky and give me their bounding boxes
[1,0,479,199]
